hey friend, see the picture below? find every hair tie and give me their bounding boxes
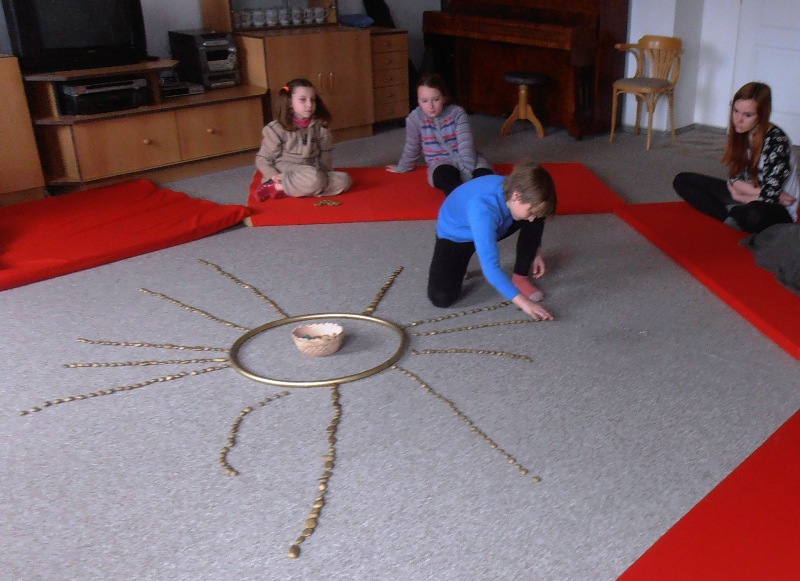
[282,85,290,93]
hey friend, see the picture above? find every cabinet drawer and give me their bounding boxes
[176,98,263,160]
[374,85,408,107]
[371,34,407,54]
[375,100,409,123]
[373,67,407,89]
[72,112,181,180]
[371,50,406,72]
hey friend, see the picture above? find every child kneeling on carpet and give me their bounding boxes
[386,73,493,196]
[427,160,557,321]
[250,78,352,206]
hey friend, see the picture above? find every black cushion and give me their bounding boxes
[503,71,548,86]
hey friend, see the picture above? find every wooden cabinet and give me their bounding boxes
[0,55,47,204]
[176,99,262,161]
[236,27,374,141]
[70,112,182,179]
[24,60,265,185]
[370,28,410,123]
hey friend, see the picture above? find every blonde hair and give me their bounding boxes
[273,78,332,131]
[502,161,557,217]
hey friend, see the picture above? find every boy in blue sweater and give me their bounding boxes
[427,161,557,321]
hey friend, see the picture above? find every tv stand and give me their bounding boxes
[25,59,265,187]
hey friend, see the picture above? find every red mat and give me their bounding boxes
[0,179,248,291]
[619,407,800,580]
[246,163,626,226]
[616,202,800,359]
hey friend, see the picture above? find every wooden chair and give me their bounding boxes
[609,35,683,150]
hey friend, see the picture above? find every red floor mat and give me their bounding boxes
[247,163,626,226]
[619,407,800,580]
[0,179,248,291]
[616,202,800,359]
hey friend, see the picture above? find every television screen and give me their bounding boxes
[37,0,135,50]
[2,0,148,73]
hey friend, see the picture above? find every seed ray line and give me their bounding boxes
[219,390,292,476]
[139,288,249,331]
[288,384,341,559]
[410,348,532,362]
[19,365,230,416]
[402,301,511,329]
[410,319,539,337]
[64,358,229,369]
[76,338,228,352]
[199,259,289,318]
[392,364,540,482]
[362,267,403,316]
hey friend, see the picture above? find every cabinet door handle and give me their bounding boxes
[207,128,217,134]
[329,72,334,93]
[142,139,153,146]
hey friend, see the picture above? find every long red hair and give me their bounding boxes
[723,82,772,183]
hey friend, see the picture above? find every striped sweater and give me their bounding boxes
[394,104,491,185]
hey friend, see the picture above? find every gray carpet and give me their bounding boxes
[1,119,798,581]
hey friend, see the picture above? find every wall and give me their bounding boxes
[379,0,440,70]
[625,0,743,131]
[0,0,743,132]
[141,0,203,58]
[695,0,741,128]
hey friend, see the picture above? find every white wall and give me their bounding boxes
[141,0,202,59]
[673,0,703,128]
[695,0,741,128]
[625,0,742,131]
[0,0,744,132]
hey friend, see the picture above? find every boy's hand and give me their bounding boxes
[385,165,398,173]
[512,294,554,321]
[531,254,546,278]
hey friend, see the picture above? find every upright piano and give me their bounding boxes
[423,0,630,139]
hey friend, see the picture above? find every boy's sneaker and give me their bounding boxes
[512,273,544,302]
[528,285,544,302]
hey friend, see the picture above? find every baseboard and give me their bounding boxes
[0,186,49,207]
[616,123,726,136]
[47,150,258,194]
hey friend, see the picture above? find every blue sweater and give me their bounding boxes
[436,175,519,299]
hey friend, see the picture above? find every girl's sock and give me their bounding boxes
[512,273,544,302]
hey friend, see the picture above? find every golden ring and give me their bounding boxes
[229,313,408,388]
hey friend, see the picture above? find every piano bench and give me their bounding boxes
[501,71,548,138]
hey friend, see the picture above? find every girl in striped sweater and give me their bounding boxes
[386,73,493,195]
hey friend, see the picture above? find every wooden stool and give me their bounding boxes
[500,71,547,138]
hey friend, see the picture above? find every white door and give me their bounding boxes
[732,0,800,143]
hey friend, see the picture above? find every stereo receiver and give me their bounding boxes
[169,29,240,89]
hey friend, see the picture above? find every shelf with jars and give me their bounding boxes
[200,0,338,34]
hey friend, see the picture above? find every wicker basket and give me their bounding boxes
[291,323,344,357]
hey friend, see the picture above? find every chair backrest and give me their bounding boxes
[635,35,683,85]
